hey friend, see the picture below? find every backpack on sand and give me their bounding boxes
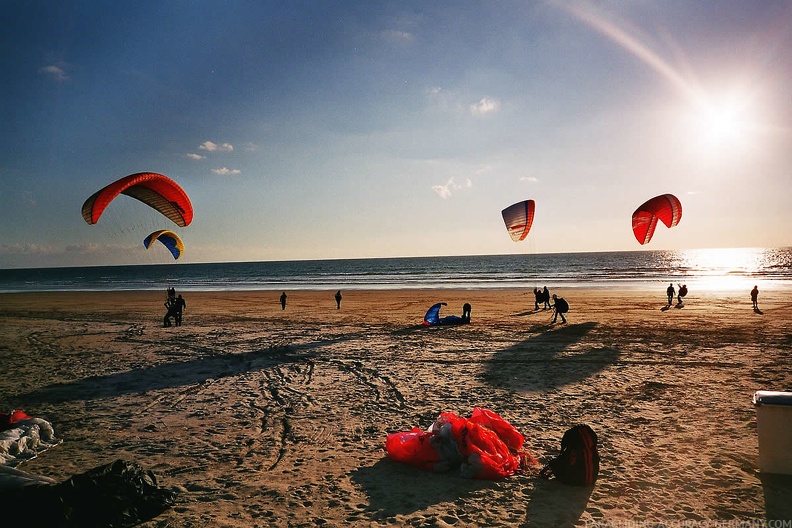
[540,424,599,486]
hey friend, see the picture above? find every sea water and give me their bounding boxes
[0,247,790,293]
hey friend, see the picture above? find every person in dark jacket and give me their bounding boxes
[551,294,568,324]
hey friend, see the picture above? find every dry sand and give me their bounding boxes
[1,287,791,527]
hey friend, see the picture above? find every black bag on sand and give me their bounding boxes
[0,459,176,527]
[540,424,599,486]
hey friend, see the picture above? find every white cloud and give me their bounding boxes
[382,29,414,42]
[186,153,206,160]
[0,243,58,255]
[212,167,241,176]
[199,141,234,152]
[470,97,500,116]
[432,177,472,199]
[520,176,539,183]
[39,64,68,81]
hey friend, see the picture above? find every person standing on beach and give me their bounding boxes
[551,294,568,324]
[751,285,759,310]
[174,294,186,326]
[335,290,342,309]
[280,291,287,310]
[163,298,176,327]
[533,288,542,311]
[542,286,551,310]
[666,283,675,306]
[677,284,687,305]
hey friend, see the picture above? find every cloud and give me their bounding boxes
[186,153,206,160]
[212,167,241,176]
[520,176,539,183]
[432,177,472,199]
[199,141,234,152]
[39,64,68,81]
[242,143,258,152]
[0,243,59,255]
[470,97,500,116]
[382,29,414,42]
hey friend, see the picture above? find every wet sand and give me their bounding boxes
[1,288,791,526]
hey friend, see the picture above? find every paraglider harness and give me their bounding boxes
[540,424,599,486]
[554,297,569,314]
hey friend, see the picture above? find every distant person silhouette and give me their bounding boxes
[533,288,542,311]
[280,292,287,310]
[462,302,472,323]
[167,287,176,303]
[677,284,687,305]
[334,290,342,309]
[551,294,568,324]
[751,285,759,310]
[174,294,186,326]
[542,286,551,310]
[666,283,675,306]
[163,298,176,327]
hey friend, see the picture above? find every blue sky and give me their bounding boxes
[2,1,791,268]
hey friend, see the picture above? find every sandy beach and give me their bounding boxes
[1,287,791,526]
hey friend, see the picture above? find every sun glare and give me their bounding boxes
[701,103,742,144]
[678,247,764,291]
[675,89,760,159]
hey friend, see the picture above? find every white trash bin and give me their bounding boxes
[753,390,792,475]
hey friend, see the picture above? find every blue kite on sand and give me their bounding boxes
[422,302,465,326]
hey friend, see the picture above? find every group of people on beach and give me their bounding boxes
[163,287,186,327]
[530,286,568,324]
[666,283,688,307]
[157,283,762,328]
[532,286,552,311]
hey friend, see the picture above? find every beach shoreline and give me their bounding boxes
[1,288,790,525]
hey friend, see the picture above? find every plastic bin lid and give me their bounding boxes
[753,391,792,406]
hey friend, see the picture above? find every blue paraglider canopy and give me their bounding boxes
[423,302,464,326]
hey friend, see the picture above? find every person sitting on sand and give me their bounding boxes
[751,285,759,310]
[462,302,471,323]
[666,283,675,306]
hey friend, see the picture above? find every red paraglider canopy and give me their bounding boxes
[81,172,193,227]
[501,199,535,242]
[632,193,682,245]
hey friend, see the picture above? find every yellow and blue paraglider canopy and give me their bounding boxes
[143,230,184,260]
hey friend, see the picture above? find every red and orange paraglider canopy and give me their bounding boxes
[81,172,193,227]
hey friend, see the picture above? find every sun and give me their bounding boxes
[688,88,758,150]
[701,104,741,143]
[698,99,745,146]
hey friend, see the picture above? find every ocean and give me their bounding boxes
[1,247,790,293]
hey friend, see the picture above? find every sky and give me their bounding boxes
[2,0,792,269]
